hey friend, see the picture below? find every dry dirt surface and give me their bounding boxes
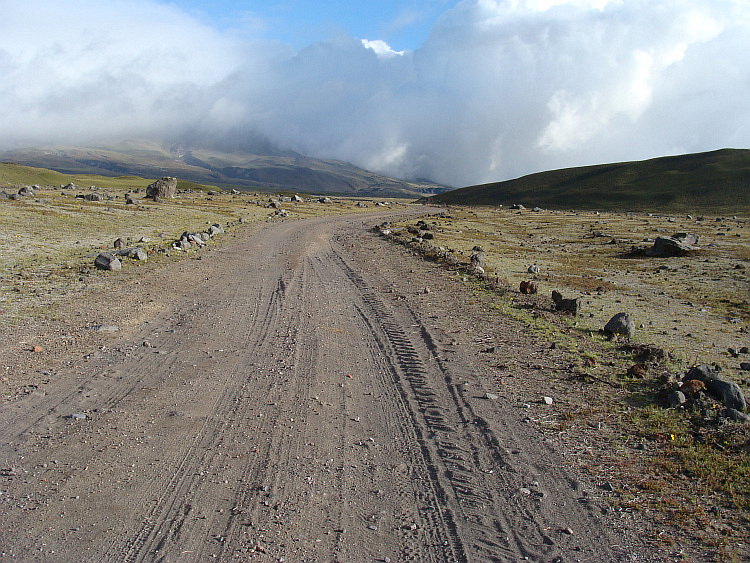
[1,211,659,562]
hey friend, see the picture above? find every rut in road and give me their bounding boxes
[0,216,636,562]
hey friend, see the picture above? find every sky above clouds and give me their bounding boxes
[1,0,749,187]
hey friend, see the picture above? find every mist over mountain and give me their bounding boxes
[0,141,447,197]
[2,1,749,188]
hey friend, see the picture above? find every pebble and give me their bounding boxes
[368,524,378,531]
[485,393,499,400]
[543,396,554,405]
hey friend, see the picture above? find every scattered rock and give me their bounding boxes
[740,362,750,371]
[680,379,705,396]
[519,280,538,294]
[146,177,177,200]
[527,264,540,274]
[668,390,687,407]
[684,364,747,412]
[94,253,122,271]
[551,290,580,316]
[645,233,699,257]
[32,345,43,353]
[543,396,553,405]
[627,363,648,378]
[113,238,124,249]
[604,313,635,340]
[470,250,485,269]
[485,393,499,400]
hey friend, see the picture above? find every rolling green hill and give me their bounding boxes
[424,149,750,213]
[0,142,447,198]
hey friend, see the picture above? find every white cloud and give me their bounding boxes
[361,39,405,58]
[1,0,749,187]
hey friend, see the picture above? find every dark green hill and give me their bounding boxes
[0,142,447,198]
[424,149,750,213]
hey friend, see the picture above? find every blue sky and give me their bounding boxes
[169,0,454,51]
[2,0,750,186]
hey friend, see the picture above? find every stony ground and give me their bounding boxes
[0,200,748,561]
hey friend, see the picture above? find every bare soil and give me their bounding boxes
[0,209,710,561]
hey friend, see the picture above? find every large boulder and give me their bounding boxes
[604,312,635,340]
[684,364,747,412]
[94,253,121,271]
[146,177,177,200]
[645,233,699,257]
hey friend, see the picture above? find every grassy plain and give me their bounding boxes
[0,166,401,324]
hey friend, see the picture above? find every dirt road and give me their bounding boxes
[0,212,650,561]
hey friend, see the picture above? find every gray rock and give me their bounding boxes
[17,186,35,197]
[319,197,333,204]
[188,233,206,247]
[209,224,224,236]
[83,193,103,202]
[129,247,148,261]
[667,390,686,407]
[604,312,635,339]
[739,362,750,371]
[551,290,580,316]
[94,253,122,271]
[470,251,485,269]
[114,238,124,249]
[724,408,750,422]
[684,364,747,412]
[645,233,699,257]
[528,264,540,274]
[146,177,177,200]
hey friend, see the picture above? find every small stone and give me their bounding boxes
[667,390,686,407]
[740,362,750,371]
[71,413,87,420]
[485,393,500,400]
[32,345,43,353]
[368,525,378,531]
[543,396,553,405]
[562,527,574,535]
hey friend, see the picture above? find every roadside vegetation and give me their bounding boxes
[388,205,749,560]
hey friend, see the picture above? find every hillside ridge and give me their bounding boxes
[425,148,750,212]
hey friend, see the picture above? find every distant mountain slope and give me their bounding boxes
[424,149,750,212]
[0,142,447,198]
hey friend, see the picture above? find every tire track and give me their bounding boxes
[331,249,562,562]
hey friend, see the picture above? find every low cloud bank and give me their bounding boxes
[2,0,749,186]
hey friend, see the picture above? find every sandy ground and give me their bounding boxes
[0,211,663,561]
